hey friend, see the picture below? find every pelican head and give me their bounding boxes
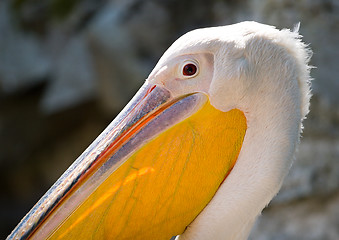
[8,21,311,240]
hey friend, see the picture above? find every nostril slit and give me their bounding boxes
[148,85,156,94]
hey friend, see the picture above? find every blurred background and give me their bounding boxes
[1,0,338,239]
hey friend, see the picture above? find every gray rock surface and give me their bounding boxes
[251,192,339,240]
[0,2,49,94]
[40,35,96,114]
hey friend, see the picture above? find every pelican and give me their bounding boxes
[8,21,311,240]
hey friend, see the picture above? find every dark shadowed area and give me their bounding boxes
[1,0,338,239]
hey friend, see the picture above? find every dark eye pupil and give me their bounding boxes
[183,63,197,76]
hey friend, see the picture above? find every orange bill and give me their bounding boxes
[8,83,247,240]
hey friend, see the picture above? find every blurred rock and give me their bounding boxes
[251,192,339,240]
[86,0,169,114]
[87,1,146,113]
[40,36,96,114]
[0,1,49,94]
[276,139,339,203]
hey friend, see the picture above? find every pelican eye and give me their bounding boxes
[181,61,198,77]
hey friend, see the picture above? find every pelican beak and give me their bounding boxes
[9,82,247,240]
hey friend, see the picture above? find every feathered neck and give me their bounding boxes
[179,22,312,240]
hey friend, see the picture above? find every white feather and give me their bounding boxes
[148,21,312,240]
